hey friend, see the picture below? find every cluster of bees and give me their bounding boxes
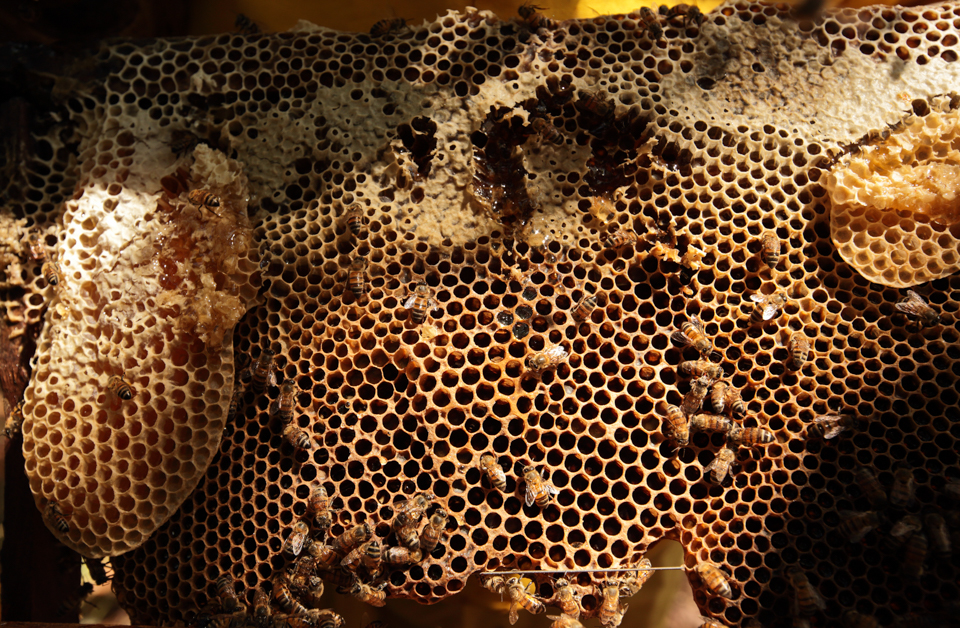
[474,557,739,628]
[479,560,654,628]
[197,485,446,628]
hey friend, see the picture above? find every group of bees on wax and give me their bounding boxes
[479,454,561,508]
[336,203,438,324]
[198,485,446,627]
[479,559,654,628]
[229,347,318,457]
[834,466,956,584]
[515,3,703,38]
[787,466,960,628]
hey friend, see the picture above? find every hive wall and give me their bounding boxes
[2,2,960,626]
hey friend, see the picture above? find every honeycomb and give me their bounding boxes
[2,2,959,626]
[827,93,960,287]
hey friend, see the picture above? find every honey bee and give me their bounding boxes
[251,588,271,628]
[307,542,342,571]
[704,446,737,484]
[398,491,434,518]
[672,315,716,359]
[404,282,437,324]
[843,611,878,628]
[169,129,200,156]
[383,545,422,566]
[727,426,775,447]
[890,467,916,510]
[24,232,47,261]
[216,574,245,613]
[664,404,690,445]
[660,3,704,28]
[619,558,654,597]
[902,532,928,577]
[3,400,24,439]
[273,576,310,616]
[393,510,421,551]
[760,232,781,268]
[679,360,724,381]
[44,501,70,535]
[571,293,598,323]
[598,582,627,627]
[547,616,585,628]
[350,581,386,607]
[855,467,887,510]
[523,466,560,508]
[305,484,333,536]
[235,13,261,35]
[480,453,508,492]
[341,539,381,573]
[577,90,616,120]
[526,343,569,373]
[807,414,856,440]
[887,515,922,553]
[481,574,506,596]
[188,189,223,217]
[342,204,366,237]
[370,18,407,37]
[531,117,564,145]
[55,582,94,618]
[602,228,638,249]
[227,389,242,423]
[419,508,447,554]
[347,257,367,299]
[696,563,732,599]
[517,3,556,30]
[250,348,277,394]
[552,578,580,619]
[689,413,733,435]
[923,511,951,557]
[283,521,310,557]
[895,290,940,327]
[282,423,313,454]
[788,567,824,616]
[637,7,664,40]
[788,331,810,367]
[681,376,713,417]
[330,522,371,556]
[710,381,744,416]
[42,260,62,286]
[506,577,545,624]
[272,381,297,424]
[107,374,135,400]
[750,291,788,321]
[838,510,880,542]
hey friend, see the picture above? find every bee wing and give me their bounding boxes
[292,534,306,556]
[545,345,569,360]
[895,298,925,317]
[545,483,560,497]
[749,294,765,304]
[267,371,278,388]
[403,295,417,309]
[762,304,778,321]
[508,603,520,625]
[524,484,537,508]
[690,315,706,336]
[671,330,691,347]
